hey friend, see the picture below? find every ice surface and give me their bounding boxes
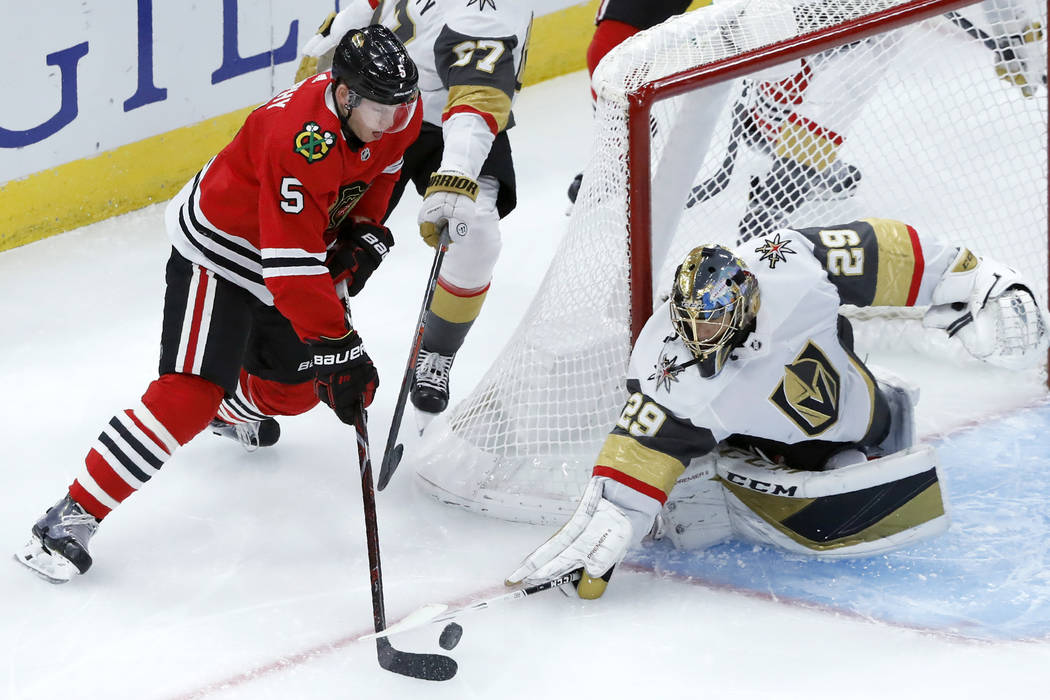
[1,71,1049,699]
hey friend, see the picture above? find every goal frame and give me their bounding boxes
[624,0,1050,387]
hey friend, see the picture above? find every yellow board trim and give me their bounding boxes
[863,217,918,306]
[430,283,488,324]
[1,1,715,253]
[0,106,254,252]
[596,433,685,497]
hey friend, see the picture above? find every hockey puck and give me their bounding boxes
[438,622,463,650]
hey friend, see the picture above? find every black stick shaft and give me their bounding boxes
[353,404,387,633]
[378,230,450,491]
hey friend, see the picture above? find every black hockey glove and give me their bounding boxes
[326,222,394,296]
[308,330,379,424]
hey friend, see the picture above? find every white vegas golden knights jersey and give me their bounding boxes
[331,0,533,134]
[593,219,956,505]
[630,232,879,449]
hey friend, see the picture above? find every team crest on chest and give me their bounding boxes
[769,340,840,436]
[755,233,796,269]
[294,122,335,163]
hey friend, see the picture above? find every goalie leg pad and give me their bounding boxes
[717,444,948,557]
[654,455,733,551]
[868,366,918,458]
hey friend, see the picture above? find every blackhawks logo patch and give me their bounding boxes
[755,233,797,269]
[294,122,335,163]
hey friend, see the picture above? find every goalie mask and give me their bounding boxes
[670,245,760,378]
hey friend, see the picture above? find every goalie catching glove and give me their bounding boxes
[923,248,1049,369]
[505,476,662,599]
[418,170,478,247]
[308,330,378,424]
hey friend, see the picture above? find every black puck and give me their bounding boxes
[438,622,463,650]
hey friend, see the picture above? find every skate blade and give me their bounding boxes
[414,407,439,436]
[14,537,78,584]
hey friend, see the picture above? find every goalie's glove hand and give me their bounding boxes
[418,170,478,247]
[925,252,1049,369]
[506,476,649,600]
[327,222,394,296]
[308,330,379,424]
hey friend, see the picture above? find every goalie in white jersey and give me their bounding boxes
[508,218,1048,599]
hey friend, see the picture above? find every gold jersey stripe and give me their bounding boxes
[431,283,488,324]
[595,434,685,498]
[774,118,841,170]
[445,85,513,132]
[863,217,921,306]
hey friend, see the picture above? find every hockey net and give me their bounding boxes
[413,0,1049,524]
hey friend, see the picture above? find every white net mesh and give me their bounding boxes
[414,0,1048,524]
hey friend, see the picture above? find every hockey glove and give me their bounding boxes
[506,477,646,600]
[327,222,394,296]
[418,170,478,247]
[308,330,379,424]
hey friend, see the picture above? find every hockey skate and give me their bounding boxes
[411,348,455,416]
[209,417,280,452]
[15,493,99,583]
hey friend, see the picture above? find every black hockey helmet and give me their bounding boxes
[331,25,418,106]
[670,244,760,378]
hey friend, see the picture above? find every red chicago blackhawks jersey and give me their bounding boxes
[164,71,422,341]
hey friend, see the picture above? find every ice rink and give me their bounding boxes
[2,67,1050,698]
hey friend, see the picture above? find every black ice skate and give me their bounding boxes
[411,348,455,415]
[15,493,100,583]
[209,417,280,451]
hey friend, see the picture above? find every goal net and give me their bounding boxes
[413,0,1048,524]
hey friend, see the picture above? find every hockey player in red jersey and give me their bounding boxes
[508,219,1048,599]
[16,26,422,584]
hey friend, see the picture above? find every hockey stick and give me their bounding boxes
[359,570,583,641]
[377,227,451,491]
[944,10,1002,53]
[684,94,750,209]
[351,401,459,681]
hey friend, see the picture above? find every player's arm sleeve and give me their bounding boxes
[592,379,718,505]
[795,218,956,308]
[256,146,348,341]
[432,20,524,176]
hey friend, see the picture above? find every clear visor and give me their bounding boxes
[352,94,417,134]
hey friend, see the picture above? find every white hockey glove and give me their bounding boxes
[924,249,1049,369]
[418,170,478,247]
[506,476,660,599]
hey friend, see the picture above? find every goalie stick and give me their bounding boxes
[377,227,451,491]
[351,402,459,681]
[359,570,583,641]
